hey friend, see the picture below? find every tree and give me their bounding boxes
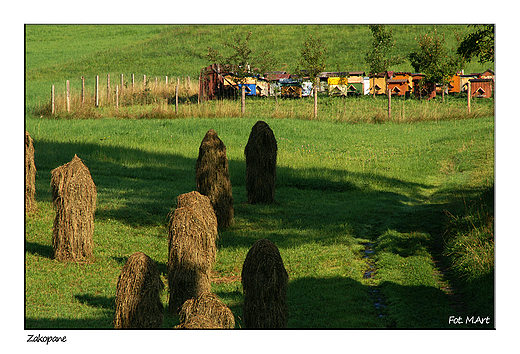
[365,25,402,75]
[408,31,464,100]
[296,35,327,119]
[457,24,494,64]
[207,31,276,113]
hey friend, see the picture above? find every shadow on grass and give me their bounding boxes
[32,137,438,240]
[25,275,465,329]
[74,294,115,310]
[25,241,53,259]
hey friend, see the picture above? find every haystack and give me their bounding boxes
[241,238,288,328]
[167,199,218,314]
[51,154,97,262]
[175,191,217,234]
[177,292,235,329]
[114,252,164,329]
[244,121,277,204]
[195,129,234,228]
[25,131,37,213]
[174,314,219,329]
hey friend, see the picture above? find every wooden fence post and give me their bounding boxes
[51,85,55,115]
[241,84,246,116]
[66,80,70,113]
[313,77,318,119]
[165,76,168,86]
[106,74,110,104]
[143,75,146,88]
[198,73,202,104]
[81,77,85,105]
[116,85,119,114]
[175,77,179,114]
[467,80,471,114]
[131,73,135,91]
[387,82,391,120]
[95,75,99,107]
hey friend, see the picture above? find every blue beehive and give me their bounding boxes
[238,83,256,96]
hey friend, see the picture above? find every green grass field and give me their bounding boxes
[24,25,494,330]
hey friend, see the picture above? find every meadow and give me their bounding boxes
[24,24,494,329]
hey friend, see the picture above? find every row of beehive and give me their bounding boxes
[200,63,495,100]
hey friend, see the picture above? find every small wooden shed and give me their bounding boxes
[280,79,302,98]
[265,72,291,96]
[387,78,409,96]
[319,72,347,93]
[412,73,436,100]
[448,71,464,94]
[369,71,393,95]
[469,78,494,98]
[327,77,348,96]
[199,63,237,100]
[347,71,365,96]
[480,69,495,80]
[460,73,480,93]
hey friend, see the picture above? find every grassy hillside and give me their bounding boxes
[24,24,494,332]
[25,24,490,110]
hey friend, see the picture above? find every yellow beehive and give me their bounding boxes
[328,77,348,86]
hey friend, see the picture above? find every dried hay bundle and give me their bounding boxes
[114,252,164,329]
[175,191,217,234]
[195,129,234,228]
[245,121,277,204]
[25,131,37,213]
[241,238,288,328]
[167,198,217,313]
[51,154,97,262]
[177,292,235,329]
[174,315,218,329]
[168,266,211,314]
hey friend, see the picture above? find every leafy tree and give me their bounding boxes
[296,35,327,119]
[207,31,276,113]
[207,31,276,81]
[365,25,402,74]
[408,31,464,98]
[457,24,494,64]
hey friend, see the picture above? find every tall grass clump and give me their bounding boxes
[444,186,494,320]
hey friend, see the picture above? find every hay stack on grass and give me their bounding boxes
[245,121,277,204]
[195,129,234,228]
[174,315,219,329]
[241,238,288,328]
[51,154,96,262]
[175,191,217,234]
[167,193,218,314]
[175,292,235,329]
[114,252,164,329]
[25,131,37,213]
